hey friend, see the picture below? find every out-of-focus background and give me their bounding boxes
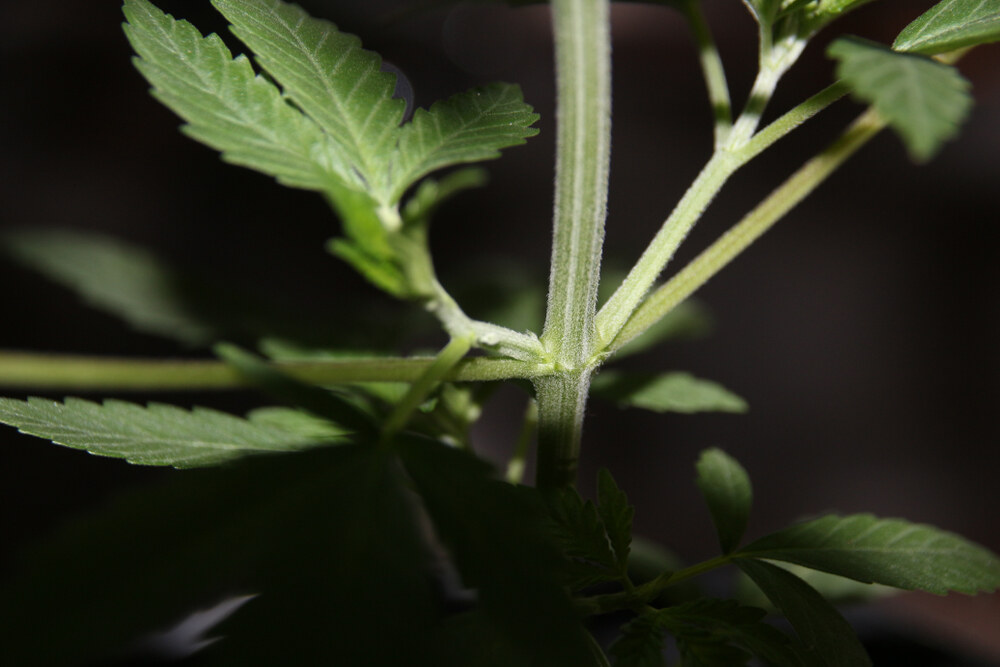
[1,0,998,663]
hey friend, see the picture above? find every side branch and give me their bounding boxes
[0,351,548,391]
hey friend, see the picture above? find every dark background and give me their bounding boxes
[1,0,998,662]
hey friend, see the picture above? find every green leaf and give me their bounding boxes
[655,598,801,667]
[894,0,1000,55]
[0,446,440,666]
[210,0,404,199]
[591,371,747,414]
[737,561,895,609]
[827,36,972,161]
[736,513,1000,594]
[0,397,338,467]
[610,614,666,667]
[808,0,877,20]
[695,448,752,553]
[736,559,871,667]
[545,487,619,588]
[392,83,540,202]
[215,343,376,436]
[397,435,596,664]
[122,0,333,191]
[597,468,635,573]
[245,406,347,441]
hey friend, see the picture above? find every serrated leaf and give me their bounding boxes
[0,446,439,666]
[245,406,347,440]
[545,487,619,587]
[597,468,635,573]
[215,343,376,436]
[591,371,747,414]
[397,434,596,664]
[392,83,540,202]
[737,561,895,609]
[610,614,666,667]
[0,397,340,467]
[828,36,972,161]
[894,0,1000,55]
[736,559,871,667]
[211,0,404,198]
[655,598,802,667]
[695,448,752,554]
[736,513,1000,594]
[122,0,333,191]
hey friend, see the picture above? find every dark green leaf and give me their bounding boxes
[656,598,801,667]
[123,0,334,191]
[736,513,1000,594]
[737,559,871,667]
[0,446,440,666]
[695,448,752,553]
[591,371,747,414]
[544,487,619,588]
[894,0,1000,55]
[610,614,667,667]
[828,36,972,161]
[215,343,376,436]
[397,435,596,664]
[597,468,635,573]
[0,397,339,467]
[3,228,346,347]
[737,562,894,609]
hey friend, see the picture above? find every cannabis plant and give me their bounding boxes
[1,0,999,664]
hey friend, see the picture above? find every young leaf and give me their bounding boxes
[392,83,540,202]
[609,614,667,667]
[695,448,752,554]
[0,397,341,467]
[397,434,596,664]
[736,513,1000,594]
[828,36,972,161]
[655,598,801,667]
[122,0,334,191]
[736,559,871,667]
[210,0,404,198]
[545,487,619,587]
[591,371,747,414]
[894,0,1000,55]
[597,468,635,573]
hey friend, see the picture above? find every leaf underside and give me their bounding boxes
[695,448,752,554]
[738,513,1000,595]
[828,36,972,161]
[0,397,343,467]
[894,0,1000,55]
[591,371,747,414]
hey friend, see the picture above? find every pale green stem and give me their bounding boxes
[736,81,848,163]
[609,108,886,353]
[382,334,474,438]
[682,0,733,147]
[0,350,547,391]
[535,0,612,489]
[594,150,740,347]
[505,398,538,484]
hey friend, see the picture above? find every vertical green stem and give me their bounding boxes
[682,0,732,147]
[536,0,612,488]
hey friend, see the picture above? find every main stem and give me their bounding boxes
[536,0,612,489]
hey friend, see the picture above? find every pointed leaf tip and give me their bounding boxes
[695,448,752,553]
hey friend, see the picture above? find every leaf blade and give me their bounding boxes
[695,448,752,554]
[0,397,339,467]
[597,468,635,574]
[737,513,1000,594]
[828,36,972,161]
[393,83,540,201]
[122,0,332,190]
[211,0,404,200]
[591,371,747,414]
[894,0,1000,55]
[736,559,871,667]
